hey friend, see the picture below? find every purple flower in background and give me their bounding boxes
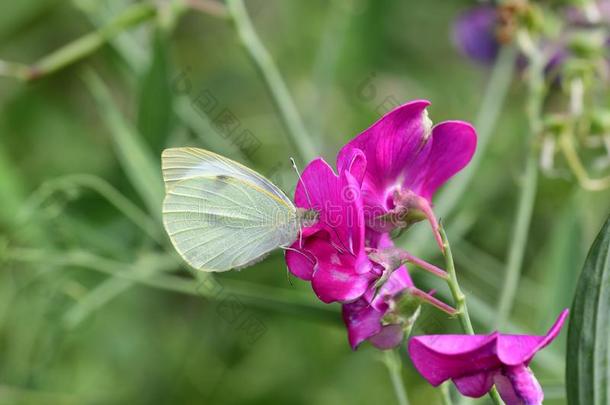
[336,100,477,248]
[408,309,569,405]
[285,158,377,303]
[452,2,610,71]
[452,6,500,64]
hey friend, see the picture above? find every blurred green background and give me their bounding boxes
[0,0,608,404]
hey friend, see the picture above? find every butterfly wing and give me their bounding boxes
[163,175,298,272]
[162,147,293,206]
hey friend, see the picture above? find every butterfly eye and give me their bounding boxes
[301,209,319,228]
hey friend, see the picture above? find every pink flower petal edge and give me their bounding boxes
[408,309,569,405]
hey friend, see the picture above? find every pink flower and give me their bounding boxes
[342,231,414,349]
[336,100,477,247]
[285,157,376,303]
[408,309,569,405]
[342,262,413,350]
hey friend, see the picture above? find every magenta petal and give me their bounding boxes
[367,232,413,312]
[494,372,524,405]
[453,371,496,398]
[342,298,384,349]
[369,324,404,350]
[338,147,367,185]
[305,232,372,303]
[371,266,413,312]
[410,310,568,400]
[294,158,365,255]
[285,241,315,280]
[417,121,477,200]
[408,334,500,386]
[337,100,432,196]
[494,365,544,405]
[497,309,569,365]
[337,100,431,179]
[312,260,373,304]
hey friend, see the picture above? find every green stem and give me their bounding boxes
[495,149,538,328]
[0,60,30,81]
[308,1,351,141]
[185,0,228,18]
[495,30,546,329]
[441,226,474,334]
[5,248,338,322]
[225,0,317,163]
[559,130,610,191]
[440,226,504,405]
[434,45,517,219]
[21,174,162,243]
[383,350,410,405]
[0,3,157,81]
[401,45,517,253]
[440,382,453,405]
[84,70,164,220]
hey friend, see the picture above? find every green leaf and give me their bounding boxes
[137,29,173,153]
[566,216,610,405]
[83,70,164,221]
[536,197,584,329]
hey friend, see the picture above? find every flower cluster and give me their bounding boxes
[284,100,568,404]
[453,1,610,71]
[454,1,610,190]
[286,100,476,345]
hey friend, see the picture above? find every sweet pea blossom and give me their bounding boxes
[453,6,500,64]
[408,309,569,405]
[336,100,477,248]
[286,100,476,347]
[342,232,413,349]
[284,159,418,347]
[285,157,377,303]
[452,5,567,73]
[453,2,610,70]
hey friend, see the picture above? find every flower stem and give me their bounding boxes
[440,225,474,334]
[185,0,228,18]
[383,350,410,405]
[0,3,157,81]
[225,0,317,163]
[495,148,538,329]
[399,251,449,279]
[408,287,457,316]
[495,30,546,330]
[559,130,610,191]
[21,174,162,244]
[440,382,453,405]
[440,226,504,404]
[4,248,339,323]
[401,45,517,253]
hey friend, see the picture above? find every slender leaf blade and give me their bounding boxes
[137,29,172,153]
[566,216,610,404]
[84,70,164,220]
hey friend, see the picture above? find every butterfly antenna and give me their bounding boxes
[281,246,315,286]
[286,267,294,287]
[290,157,313,208]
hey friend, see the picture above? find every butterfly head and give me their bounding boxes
[297,208,319,229]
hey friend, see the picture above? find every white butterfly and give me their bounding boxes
[162,147,317,272]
